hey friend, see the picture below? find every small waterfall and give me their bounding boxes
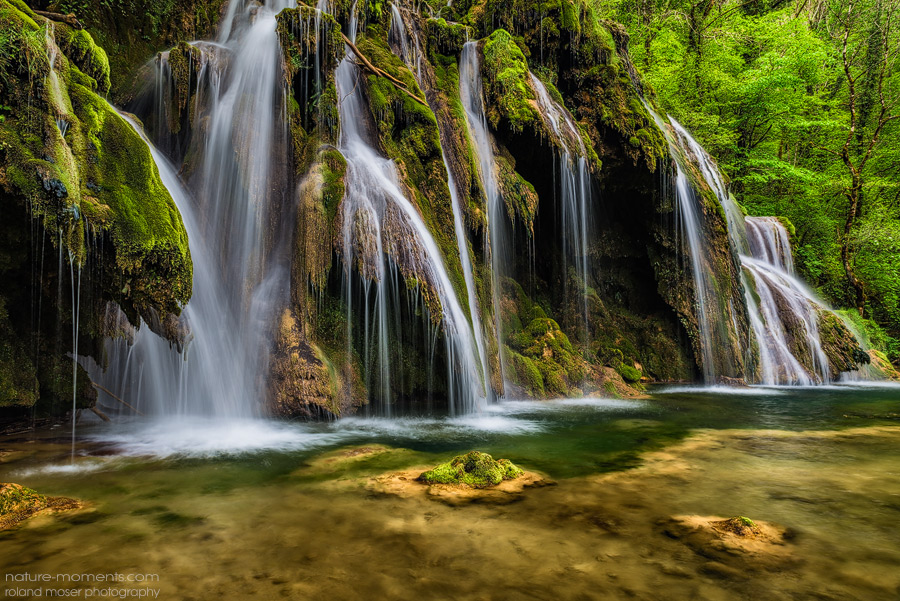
[459,41,509,389]
[529,73,593,341]
[742,218,831,384]
[92,0,296,417]
[334,18,484,414]
[646,107,739,382]
[746,217,793,273]
[386,4,491,400]
[664,118,849,385]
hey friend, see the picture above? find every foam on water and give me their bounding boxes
[84,418,343,458]
[16,458,119,477]
[655,385,787,396]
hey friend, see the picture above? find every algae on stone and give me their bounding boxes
[418,451,524,488]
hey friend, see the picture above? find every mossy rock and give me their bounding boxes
[480,29,541,135]
[0,483,81,529]
[0,0,192,317]
[617,363,642,383]
[426,18,474,55]
[55,24,111,95]
[418,451,524,488]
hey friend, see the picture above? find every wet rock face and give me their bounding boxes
[818,310,869,375]
[269,309,345,419]
[0,1,193,413]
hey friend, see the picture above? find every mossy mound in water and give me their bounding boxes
[0,482,81,529]
[418,451,524,488]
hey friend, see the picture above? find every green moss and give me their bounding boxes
[69,84,192,310]
[1,0,192,316]
[56,25,111,94]
[616,363,642,383]
[0,483,46,515]
[500,278,587,397]
[508,350,544,396]
[426,18,473,55]
[481,29,540,134]
[418,451,524,488]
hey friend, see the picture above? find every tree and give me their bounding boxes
[825,0,900,314]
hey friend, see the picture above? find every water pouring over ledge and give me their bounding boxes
[650,107,865,386]
[87,0,297,418]
[335,10,486,415]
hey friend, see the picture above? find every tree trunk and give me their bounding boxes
[840,183,866,314]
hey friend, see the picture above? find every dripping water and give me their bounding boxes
[334,11,484,414]
[459,41,509,391]
[529,72,593,346]
[386,4,492,400]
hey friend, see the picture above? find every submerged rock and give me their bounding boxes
[0,483,81,530]
[660,514,799,575]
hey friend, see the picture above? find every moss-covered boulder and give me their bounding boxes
[0,483,81,529]
[0,1,192,413]
[418,451,524,488]
[500,278,588,397]
[818,309,869,376]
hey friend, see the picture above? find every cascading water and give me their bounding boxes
[529,73,593,341]
[741,218,831,384]
[333,13,484,415]
[387,4,491,401]
[90,0,296,417]
[459,41,509,389]
[645,108,740,382]
[665,119,851,385]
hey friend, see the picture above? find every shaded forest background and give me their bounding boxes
[594,0,899,360]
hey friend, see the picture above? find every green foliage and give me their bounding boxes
[595,0,900,356]
[418,451,524,488]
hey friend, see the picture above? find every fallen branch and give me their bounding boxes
[89,406,112,422]
[341,33,428,107]
[91,381,144,416]
[33,10,83,29]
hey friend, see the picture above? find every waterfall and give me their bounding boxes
[459,41,509,390]
[333,14,484,414]
[664,119,849,385]
[90,0,296,417]
[742,218,831,384]
[529,73,593,342]
[387,4,492,400]
[645,107,740,382]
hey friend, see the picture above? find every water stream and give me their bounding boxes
[459,41,509,390]
[666,119,851,385]
[529,72,593,343]
[89,0,296,417]
[334,12,484,415]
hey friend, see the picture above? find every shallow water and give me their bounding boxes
[2,386,899,600]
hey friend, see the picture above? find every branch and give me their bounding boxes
[33,10,82,29]
[91,381,144,416]
[341,34,427,107]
